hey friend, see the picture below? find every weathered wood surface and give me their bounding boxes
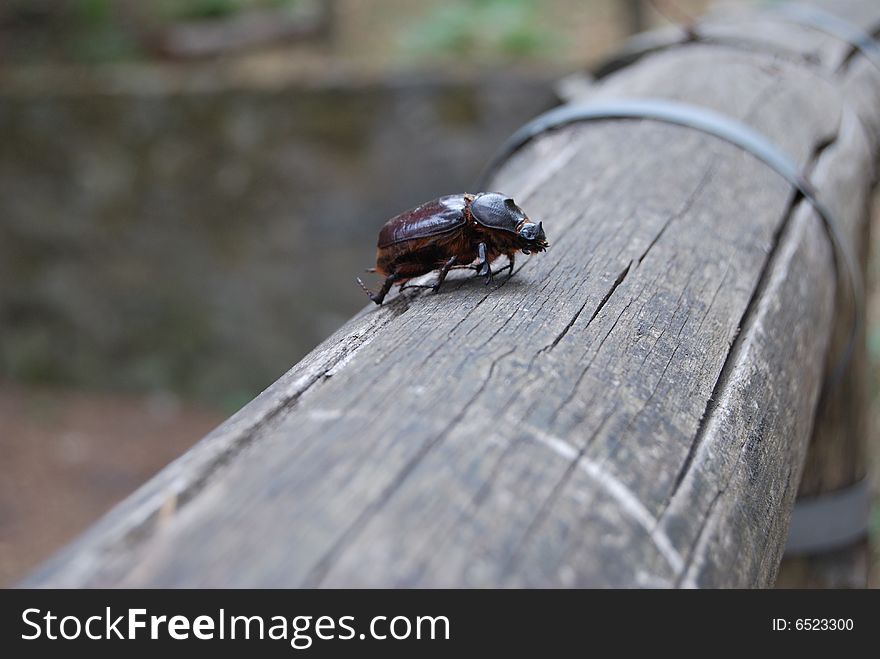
[25,1,880,588]
[776,186,877,588]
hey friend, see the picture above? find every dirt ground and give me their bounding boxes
[0,383,224,586]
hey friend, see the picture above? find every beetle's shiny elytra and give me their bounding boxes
[357,192,548,305]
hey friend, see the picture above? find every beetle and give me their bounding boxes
[356,192,548,305]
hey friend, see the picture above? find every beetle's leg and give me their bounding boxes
[450,263,482,278]
[476,243,495,285]
[356,272,401,306]
[373,272,402,305]
[432,255,458,293]
[476,242,492,277]
[477,242,488,273]
[506,253,515,278]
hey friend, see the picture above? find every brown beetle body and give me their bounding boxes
[358,193,548,305]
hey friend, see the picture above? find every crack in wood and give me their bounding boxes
[675,486,724,587]
[547,295,637,428]
[503,409,616,570]
[638,162,717,264]
[302,345,517,586]
[659,121,842,536]
[510,421,686,576]
[549,263,632,353]
[653,75,828,514]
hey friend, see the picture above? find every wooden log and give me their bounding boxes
[23,1,880,588]
[774,3,880,585]
[776,185,875,589]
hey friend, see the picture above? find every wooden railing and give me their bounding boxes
[25,1,880,588]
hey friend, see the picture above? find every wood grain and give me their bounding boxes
[24,1,880,588]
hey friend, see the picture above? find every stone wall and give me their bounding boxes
[0,72,557,407]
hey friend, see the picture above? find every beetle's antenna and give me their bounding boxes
[355,277,375,299]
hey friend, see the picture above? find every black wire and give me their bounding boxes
[593,2,880,78]
[772,3,880,74]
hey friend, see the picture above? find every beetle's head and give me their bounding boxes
[516,220,548,254]
[471,192,548,254]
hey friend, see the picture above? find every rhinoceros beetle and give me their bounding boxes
[357,192,548,305]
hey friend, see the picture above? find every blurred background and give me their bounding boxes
[0,0,875,587]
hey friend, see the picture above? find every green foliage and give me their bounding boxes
[400,0,559,61]
[160,0,244,21]
[73,0,113,26]
[70,28,142,62]
[159,0,301,21]
[11,0,305,63]
[68,0,142,62]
